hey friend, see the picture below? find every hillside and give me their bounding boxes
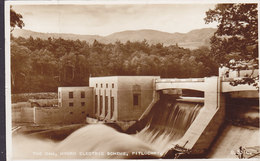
[12,28,216,49]
[106,29,177,44]
[12,29,103,43]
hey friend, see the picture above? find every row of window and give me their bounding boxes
[69,102,85,107]
[68,91,85,99]
[96,83,114,88]
[94,94,140,108]
[67,94,139,107]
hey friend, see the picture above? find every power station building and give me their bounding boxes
[12,87,94,124]
[89,76,159,121]
[12,76,159,124]
[58,87,94,120]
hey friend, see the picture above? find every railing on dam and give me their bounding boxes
[156,77,258,93]
[156,78,206,92]
[156,78,205,83]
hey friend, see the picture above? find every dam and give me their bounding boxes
[12,72,259,159]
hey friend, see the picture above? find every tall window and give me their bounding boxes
[81,102,85,106]
[111,97,114,119]
[106,83,108,88]
[133,94,139,106]
[105,96,108,116]
[100,96,103,114]
[132,84,141,107]
[101,84,103,88]
[81,91,85,98]
[112,83,114,88]
[69,92,73,98]
[95,95,98,114]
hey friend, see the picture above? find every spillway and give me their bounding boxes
[133,95,203,153]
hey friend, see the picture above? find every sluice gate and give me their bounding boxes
[132,76,258,158]
[134,95,203,153]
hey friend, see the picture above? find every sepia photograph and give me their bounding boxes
[5,0,260,160]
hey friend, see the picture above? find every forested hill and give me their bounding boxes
[12,28,216,49]
[11,34,219,93]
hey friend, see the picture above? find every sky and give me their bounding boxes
[12,4,218,36]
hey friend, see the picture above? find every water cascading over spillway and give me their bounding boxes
[134,94,203,153]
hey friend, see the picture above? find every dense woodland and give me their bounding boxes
[11,36,218,93]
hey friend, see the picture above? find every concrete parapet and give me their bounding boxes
[12,107,35,123]
[12,108,22,122]
[21,107,35,123]
[156,78,205,83]
[34,107,62,124]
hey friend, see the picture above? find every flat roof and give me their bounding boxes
[58,86,93,88]
[90,76,160,78]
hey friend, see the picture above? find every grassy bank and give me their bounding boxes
[12,92,58,103]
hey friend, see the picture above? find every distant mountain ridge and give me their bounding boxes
[12,28,216,49]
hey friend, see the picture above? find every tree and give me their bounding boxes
[191,46,218,77]
[10,6,24,32]
[205,4,258,88]
[11,42,31,93]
